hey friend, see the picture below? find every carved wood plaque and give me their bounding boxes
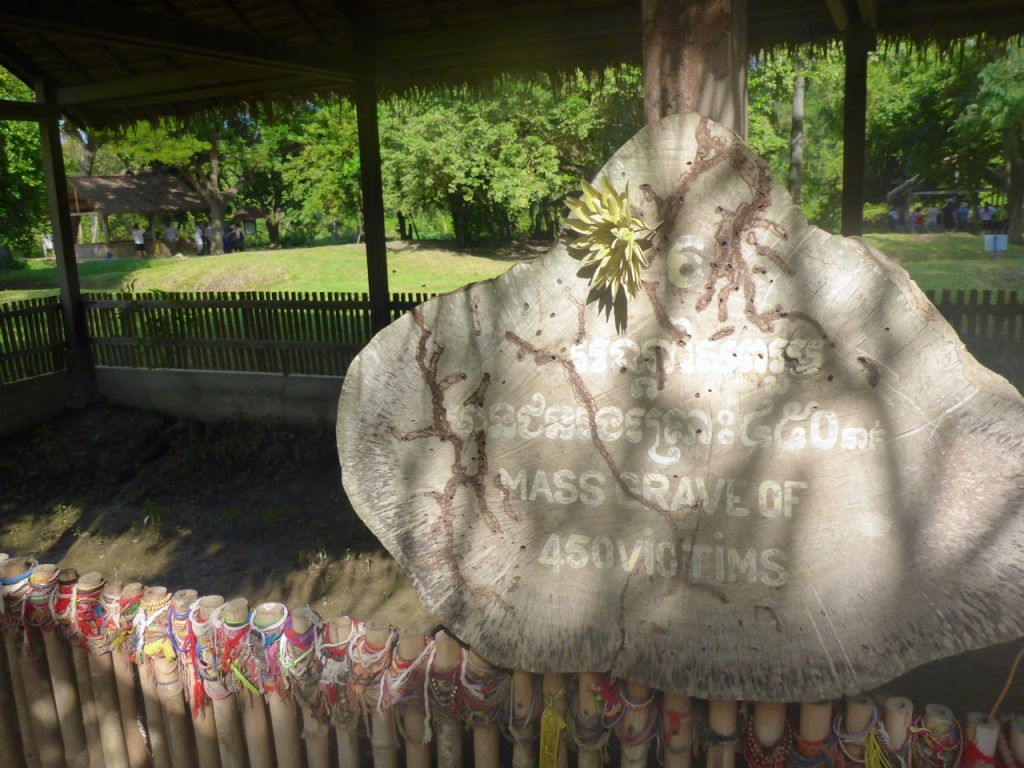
[338,114,1024,700]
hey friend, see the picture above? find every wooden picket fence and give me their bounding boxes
[0,289,1021,390]
[1,554,1023,768]
[82,291,428,376]
[0,296,65,385]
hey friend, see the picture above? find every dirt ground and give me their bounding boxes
[0,402,435,629]
[1,402,1022,718]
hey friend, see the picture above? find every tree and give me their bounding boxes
[0,68,48,261]
[959,44,1024,243]
[106,116,259,253]
[282,100,361,243]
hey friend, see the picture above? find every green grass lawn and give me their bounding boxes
[1,233,1021,303]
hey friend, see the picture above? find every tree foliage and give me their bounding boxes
[0,70,48,260]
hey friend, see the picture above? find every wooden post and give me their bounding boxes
[397,627,430,768]
[838,695,875,761]
[883,697,913,752]
[364,619,398,768]
[137,586,173,768]
[323,616,360,768]
[57,569,104,768]
[221,598,273,768]
[619,681,654,767]
[840,21,871,236]
[1,557,42,768]
[575,673,604,768]
[541,673,569,768]
[641,0,748,138]
[707,700,737,768]
[103,581,149,768]
[29,565,88,768]
[466,650,502,768]
[34,81,96,403]
[355,76,391,334]
[965,712,999,765]
[197,595,246,768]
[433,631,465,768]
[252,602,303,768]
[663,693,693,768]
[288,606,330,768]
[77,572,130,768]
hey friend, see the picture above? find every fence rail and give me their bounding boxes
[1,289,1021,390]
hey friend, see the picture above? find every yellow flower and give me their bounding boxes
[565,177,654,301]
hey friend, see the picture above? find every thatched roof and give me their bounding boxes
[68,173,207,215]
[1,1,1022,128]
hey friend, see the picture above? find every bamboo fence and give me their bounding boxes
[0,290,1021,390]
[1,553,1023,768]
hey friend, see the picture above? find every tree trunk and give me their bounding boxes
[788,70,805,205]
[641,0,748,138]
[1005,130,1024,245]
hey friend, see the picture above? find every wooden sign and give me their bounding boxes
[338,113,1024,701]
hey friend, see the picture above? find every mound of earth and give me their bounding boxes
[0,402,434,629]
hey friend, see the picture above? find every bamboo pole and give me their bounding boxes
[574,672,603,768]
[221,598,273,768]
[289,606,330,768]
[966,712,999,764]
[10,557,67,768]
[707,700,737,768]
[60,569,104,768]
[170,588,221,768]
[253,602,303,768]
[1,557,42,768]
[397,627,430,768]
[883,697,913,752]
[137,586,173,768]
[325,616,360,768]
[662,693,692,768]
[30,565,88,768]
[510,671,538,768]
[363,619,398,768]
[155,653,197,768]
[197,595,246,768]
[0,596,27,768]
[619,680,653,767]
[434,631,465,768]
[467,650,501,768]
[541,673,569,768]
[77,572,130,768]
[839,695,875,762]
[1009,716,1024,764]
[103,581,149,768]
[923,704,953,732]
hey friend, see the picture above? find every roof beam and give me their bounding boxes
[0,98,60,121]
[824,0,849,32]
[0,0,369,81]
